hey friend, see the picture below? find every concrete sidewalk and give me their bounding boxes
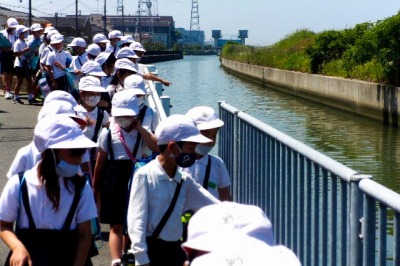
[0,95,112,265]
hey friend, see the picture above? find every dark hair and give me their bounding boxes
[105,52,116,66]
[109,68,135,86]
[38,149,61,211]
[158,141,184,153]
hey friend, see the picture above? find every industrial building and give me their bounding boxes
[212,30,248,49]
[175,27,205,46]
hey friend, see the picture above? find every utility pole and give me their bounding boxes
[103,0,107,35]
[117,0,125,34]
[28,0,32,26]
[75,0,79,36]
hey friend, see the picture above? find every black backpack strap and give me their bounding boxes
[62,175,85,230]
[202,155,212,190]
[90,109,104,159]
[131,106,148,158]
[151,178,184,239]
[19,173,36,229]
[107,128,115,161]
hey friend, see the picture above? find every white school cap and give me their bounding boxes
[50,33,64,44]
[155,114,212,145]
[15,25,29,36]
[86,43,101,57]
[186,106,224,130]
[111,89,139,117]
[30,23,43,32]
[37,100,86,126]
[34,114,96,153]
[120,35,134,45]
[67,37,86,48]
[79,76,106,92]
[115,58,138,72]
[7,18,18,28]
[81,60,107,77]
[44,26,55,34]
[46,29,59,41]
[44,90,78,107]
[93,33,109,43]
[108,30,122,39]
[190,238,301,266]
[95,52,112,66]
[115,47,139,60]
[182,202,275,253]
[124,74,146,96]
[129,41,146,52]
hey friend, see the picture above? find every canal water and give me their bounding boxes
[155,55,400,193]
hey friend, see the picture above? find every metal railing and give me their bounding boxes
[218,101,400,266]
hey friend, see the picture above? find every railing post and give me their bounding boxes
[160,96,170,117]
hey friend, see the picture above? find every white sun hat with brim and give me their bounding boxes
[95,52,112,66]
[30,23,43,32]
[67,37,86,48]
[124,74,146,96]
[189,236,301,266]
[15,25,29,36]
[186,106,224,131]
[86,43,101,57]
[37,100,87,126]
[7,18,19,28]
[81,60,106,77]
[120,35,134,45]
[129,41,146,52]
[111,89,139,117]
[44,26,55,34]
[115,58,138,73]
[181,202,275,253]
[44,90,78,107]
[155,114,212,145]
[108,30,122,39]
[93,33,109,43]
[50,33,64,44]
[46,29,59,41]
[115,47,139,60]
[34,114,96,153]
[79,76,106,92]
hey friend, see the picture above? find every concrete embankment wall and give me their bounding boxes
[221,58,400,126]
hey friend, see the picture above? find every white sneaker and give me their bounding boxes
[5,91,13,100]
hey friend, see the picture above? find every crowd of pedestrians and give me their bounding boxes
[0,17,301,266]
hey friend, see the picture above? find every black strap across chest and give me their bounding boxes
[202,155,212,189]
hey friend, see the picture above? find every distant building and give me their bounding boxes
[0,6,49,29]
[212,30,248,49]
[175,27,204,46]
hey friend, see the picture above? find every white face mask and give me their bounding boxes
[195,144,213,156]
[115,117,134,130]
[83,95,101,107]
[23,32,29,39]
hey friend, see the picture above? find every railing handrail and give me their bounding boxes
[142,64,167,122]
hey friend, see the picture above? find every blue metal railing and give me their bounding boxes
[218,101,400,266]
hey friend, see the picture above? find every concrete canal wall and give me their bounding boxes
[221,58,400,126]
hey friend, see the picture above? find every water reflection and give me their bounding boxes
[156,56,400,192]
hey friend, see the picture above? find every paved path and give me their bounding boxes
[0,94,112,265]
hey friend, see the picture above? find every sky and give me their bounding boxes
[1,0,400,46]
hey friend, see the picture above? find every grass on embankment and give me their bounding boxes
[221,12,400,85]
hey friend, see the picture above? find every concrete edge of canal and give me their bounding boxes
[221,58,400,126]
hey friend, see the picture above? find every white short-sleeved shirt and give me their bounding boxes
[0,30,17,48]
[76,105,110,140]
[105,43,119,54]
[97,121,151,159]
[7,142,41,179]
[102,76,113,88]
[0,166,97,230]
[127,158,220,265]
[40,45,52,65]
[13,38,28,68]
[182,154,231,199]
[46,49,67,79]
[71,52,88,71]
[141,105,159,132]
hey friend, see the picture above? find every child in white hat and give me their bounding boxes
[126,114,220,266]
[46,33,68,91]
[92,89,158,265]
[184,106,232,201]
[0,114,98,265]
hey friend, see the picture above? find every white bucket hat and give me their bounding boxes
[44,90,78,107]
[67,37,86,48]
[186,106,224,130]
[111,89,139,117]
[115,58,138,72]
[37,100,86,126]
[95,52,112,66]
[34,114,96,153]
[108,30,122,39]
[44,26,55,34]
[182,202,275,253]
[79,76,106,92]
[7,18,19,28]
[120,35,134,45]
[86,43,101,57]
[124,74,146,96]
[81,60,107,77]
[129,41,146,52]
[155,114,212,145]
[46,29,60,41]
[50,33,64,44]
[93,33,109,43]
[115,47,139,60]
[15,25,29,36]
[30,23,43,32]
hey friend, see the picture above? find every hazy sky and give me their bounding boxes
[1,0,399,45]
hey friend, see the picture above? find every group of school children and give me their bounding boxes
[0,17,301,266]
